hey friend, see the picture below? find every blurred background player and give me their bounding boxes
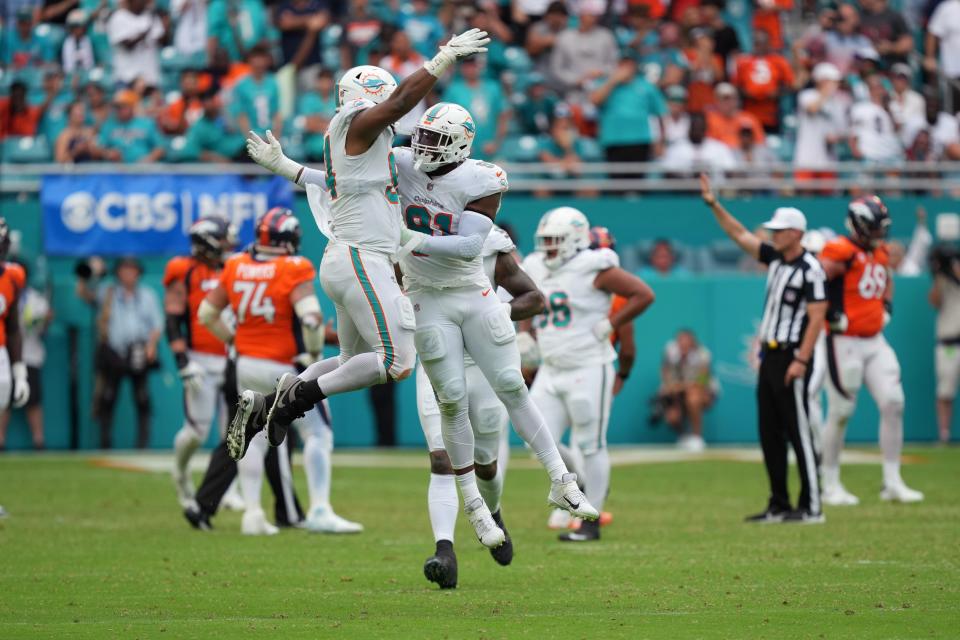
[395,104,600,550]
[930,213,960,445]
[819,196,923,505]
[520,207,654,542]
[0,260,51,450]
[415,222,544,589]
[0,220,31,436]
[231,30,491,465]
[201,208,361,534]
[164,216,243,512]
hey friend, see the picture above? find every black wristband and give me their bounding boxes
[616,371,630,380]
[793,357,809,367]
[883,299,892,315]
[174,351,189,369]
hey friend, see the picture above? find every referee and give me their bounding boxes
[701,174,828,524]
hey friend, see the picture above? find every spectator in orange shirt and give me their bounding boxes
[0,81,45,140]
[159,69,205,135]
[732,30,796,133]
[684,28,724,113]
[706,82,765,149]
[753,0,793,51]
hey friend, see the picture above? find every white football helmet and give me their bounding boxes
[411,102,476,172]
[535,206,591,269]
[337,65,398,107]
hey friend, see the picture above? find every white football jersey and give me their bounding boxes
[522,248,618,369]
[394,146,510,290]
[310,98,403,255]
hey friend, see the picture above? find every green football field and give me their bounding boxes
[1,447,957,639]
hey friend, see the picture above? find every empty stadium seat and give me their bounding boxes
[2,137,52,163]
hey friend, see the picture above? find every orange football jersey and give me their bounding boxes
[0,263,25,348]
[820,236,889,337]
[610,294,627,346]
[220,252,316,364]
[163,256,226,356]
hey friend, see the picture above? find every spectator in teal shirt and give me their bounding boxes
[400,0,444,59]
[296,68,337,161]
[441,58,511,159]
[1,9,55,69]
[230,44,282,136]
[207,0,270,62]
[589,58,667,167]
[99,90,165,162]
[185,90,245,162]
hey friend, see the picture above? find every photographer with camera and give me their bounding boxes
[930,213,960,444]
[76,256,162,449]
[650,328,717,452]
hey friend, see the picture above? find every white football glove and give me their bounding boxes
[424,28,491,77]
[592,318,614,342]
[246,130,302,182]
[516,331,541,369]
[11,362,29,409]
[397,226,427,258]
[178,360,205,394]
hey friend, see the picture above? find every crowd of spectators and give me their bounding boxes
[2,0,960,180]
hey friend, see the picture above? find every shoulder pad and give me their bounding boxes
[577,248,619,273]
[483,225,515,257]
[465,160,509,202]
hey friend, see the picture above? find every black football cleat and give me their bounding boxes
[423,541,458,589]
[559,518,600,542]
[265,374,324,447]
[782,509,825,524]
[183,506,213,531]
[489,509,514,566]
[744,506,790,524]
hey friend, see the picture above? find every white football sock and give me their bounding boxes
[880,402,905,487]
[302,428,332,512]
[316,352,386,396]
[173,426,201,477]
[428,473,458,542]
[298,357,341,382]
[557,442,585,483]
[496,430,510,481]
[583,448,610,512]
[455,469,483,507]
[477,471,503,514]
[500,389,568,482]
[238,431,268,511]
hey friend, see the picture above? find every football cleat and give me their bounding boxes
[880,482,924,503]
[548,473,599,521]
[547,507,572,530]
[489,510,513,566]
[423,546,458,589]
[559,518,600,542]
[183,506,213,531]
[782,509,826,524]
[304,506,364,534]
[265,373,318,446]
[226,390,267,460]
[744,507,790,524]
[821,482,860,506]
[465,497,505,548]
[241,508,279,536]
[219,484,246,512]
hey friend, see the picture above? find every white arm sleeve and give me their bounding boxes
[414,211,494,259]
[294,295,325,354]
[296,167,328,189]
[198,299,235,344]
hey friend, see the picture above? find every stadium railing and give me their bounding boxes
[2,162,960,193]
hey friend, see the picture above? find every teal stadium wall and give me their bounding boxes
[1,192,951,450]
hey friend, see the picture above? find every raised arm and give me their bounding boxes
[700,172,762,259]
[347,29,489,155]
[494,252,546,321]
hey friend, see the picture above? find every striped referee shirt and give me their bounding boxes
[757,243,827,346]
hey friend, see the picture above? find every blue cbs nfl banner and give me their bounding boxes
[41,174,294,256]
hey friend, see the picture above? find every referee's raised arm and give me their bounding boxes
[699,173,762,259]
